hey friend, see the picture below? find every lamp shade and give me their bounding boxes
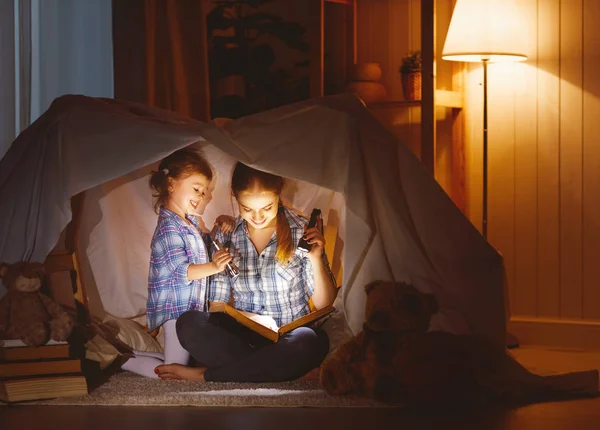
[442,0,527,63]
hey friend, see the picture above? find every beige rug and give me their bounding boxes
[27,372,387,407]
[23,347,600,408]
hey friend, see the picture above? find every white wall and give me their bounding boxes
[462,0,600,348]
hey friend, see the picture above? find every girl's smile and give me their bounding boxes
[166,173,211,218]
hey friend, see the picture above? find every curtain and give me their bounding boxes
[0,0,113,161]
[112,0,211,121]
[31,0,114,122]
[0,0,16,160]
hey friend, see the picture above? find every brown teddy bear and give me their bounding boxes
[319,280,441,404]
[0,262,74,347]
[320,280,599,409]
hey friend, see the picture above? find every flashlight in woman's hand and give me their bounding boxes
[211,238,240,281]
[298,208,322,253]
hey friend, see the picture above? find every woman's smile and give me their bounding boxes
[236,187,279,230]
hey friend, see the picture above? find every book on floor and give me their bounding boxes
[0,339,87,402]
[209,302,335,343]
[0,374,88,403]
[0,341,71,362]
[0,357,82,378]
[1,339,68,348]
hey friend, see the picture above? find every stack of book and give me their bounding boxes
[0,339,88,403]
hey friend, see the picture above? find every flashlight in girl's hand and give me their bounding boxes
[211,238,240,280]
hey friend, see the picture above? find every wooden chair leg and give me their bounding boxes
[44,192,91,359]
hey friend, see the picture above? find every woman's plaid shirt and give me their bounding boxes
[147,207,210,331]
[210,206,335,327]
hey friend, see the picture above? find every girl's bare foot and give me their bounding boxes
[155,364,207,382]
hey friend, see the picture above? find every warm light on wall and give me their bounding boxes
[442,0,527,241]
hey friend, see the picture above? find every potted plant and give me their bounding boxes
[399,50,422,101]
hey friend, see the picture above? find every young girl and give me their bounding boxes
[122,148,233,378]
[155,162,337,382]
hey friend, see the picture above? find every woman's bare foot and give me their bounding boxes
[155,364,207,382]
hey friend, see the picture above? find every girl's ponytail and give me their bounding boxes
[149,168,170,214]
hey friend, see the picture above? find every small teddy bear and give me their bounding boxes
[319,280,439,403]
[320,280,600,409]
[0,262,74,347]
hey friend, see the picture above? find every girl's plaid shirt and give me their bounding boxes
[147,207,210,331]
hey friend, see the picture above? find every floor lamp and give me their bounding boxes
[441,0,527,240]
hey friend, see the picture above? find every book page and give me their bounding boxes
[239,311,279,331]
[210,302,279,342]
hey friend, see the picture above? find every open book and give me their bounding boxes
[209,302,335,343]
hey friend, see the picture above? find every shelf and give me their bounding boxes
[365,90,463,110]
[366,100,421,108]
[435,90,463,109]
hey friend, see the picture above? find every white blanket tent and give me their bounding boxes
[0,94,506,348]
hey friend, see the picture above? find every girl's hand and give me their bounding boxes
[215,215,236,233]
[211,248,232,273]
[303,226,325,261]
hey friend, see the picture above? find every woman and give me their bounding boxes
[155,162,337,382]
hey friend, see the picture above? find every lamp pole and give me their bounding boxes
[482,58,489,240]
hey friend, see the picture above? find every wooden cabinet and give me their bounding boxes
[308,0,356,99]
[310,0,466,211]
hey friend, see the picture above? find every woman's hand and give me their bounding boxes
[303,226,325,261]
[215,215,236,233]
[253,315,279,331]
[240,311,279,331]
[211,248,233,273]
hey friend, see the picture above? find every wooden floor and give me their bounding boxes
[2,400,600,430]
[1,346,600,430]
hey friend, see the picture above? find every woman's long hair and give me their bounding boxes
[231,163,293,264]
